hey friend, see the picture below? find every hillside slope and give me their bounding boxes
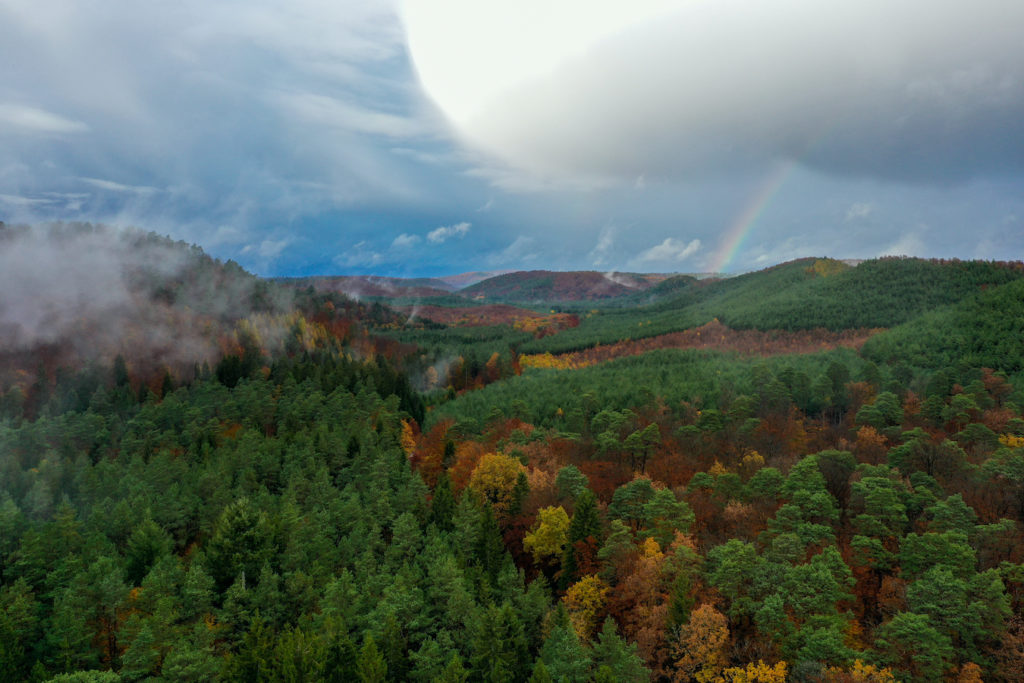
[459,270,668,302]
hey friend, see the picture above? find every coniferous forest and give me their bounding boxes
[5,224,1024,682]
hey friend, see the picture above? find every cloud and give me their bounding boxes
[241,237,291,265]
[0,103,89,134]
[257,238,290,259]
[489,235,538,266]
[589,225,615,267]
[633,237,701,265]
[336,240,383,268]
[271,91,428,139]
[427,221,470,244]
[80,177,159,194]
[404,0,1024,184]
[0,0,442,261]
[391,232,420,248]
[845,202,874,222]
[0,193,58,207]
[464,160,614,193]
[207,225,250,246]
[879,229,927,258]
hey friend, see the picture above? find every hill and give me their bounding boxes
[0,223,408,404]
[283,275,455,299]
[863,276,1024,372]
[517,257,1024,355]
[459,269,669,302]
[437,270,515,289]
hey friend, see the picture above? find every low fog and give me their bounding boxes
[0,222,293,384]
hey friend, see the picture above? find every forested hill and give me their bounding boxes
[5,239,1024,682]
[278,275,455,300]
[459,270,669,303]
[0,222,410,414]
[516,257,1024,356]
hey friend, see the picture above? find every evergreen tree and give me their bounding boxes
[591,617,650,682]
[537,604,591,683]
[470,602,529,683]
[357,635,387,683]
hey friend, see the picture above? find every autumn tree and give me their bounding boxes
[468,453,526,517]
[523,506,570,566]
[563,574,609,641]
[670,603,729,682]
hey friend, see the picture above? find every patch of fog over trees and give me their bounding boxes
[0,221,294,384]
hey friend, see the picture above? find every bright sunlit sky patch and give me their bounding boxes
[1,0,1022,276]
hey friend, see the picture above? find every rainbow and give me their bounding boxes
[707,159,797,273]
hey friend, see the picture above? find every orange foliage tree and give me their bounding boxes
[669,603,730,683]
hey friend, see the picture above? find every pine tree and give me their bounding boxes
[357,635,387,683]
[537,604,591,683]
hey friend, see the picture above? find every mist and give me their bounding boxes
[0,222,295,387]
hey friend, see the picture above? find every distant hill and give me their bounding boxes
[0,223,400,395]
[518,256,1024,356]
[284,275,455,299]
[690,256,1024,331]
[437,270,515,289]
[459,270,670,302]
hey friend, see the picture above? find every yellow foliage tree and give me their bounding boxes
[639,536,662,558]
[519,352,591,371]
[523,506,570,564]
[739,451,765,478]
[714,660,788,683]
[999,433,1024,448]
[400,419,416,456]
[563,574,609,641]
[670,604,729,683]
[823,659,897,682]
[468,453,525,515]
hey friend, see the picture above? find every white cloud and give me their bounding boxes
[589,225,615,267]
[845,202,874,222]
[80,177,159,194]
[404,0,1024,183]
[427,221,470,243]
[336,240,383,267]
[272,91,428,139]
[464,162,614,194]
[489,235,538,265]
[207,225,250,246]
[633,237,701,265]
[0,103,89,134]
[257,238,290,259]
[391,232,420,248]
[744,237,823,269]
[879,230,927,258]
[0,193,57,207]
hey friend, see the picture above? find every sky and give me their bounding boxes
[1,0,1023,278]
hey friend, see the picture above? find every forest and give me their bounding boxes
[2,224,1024,682]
